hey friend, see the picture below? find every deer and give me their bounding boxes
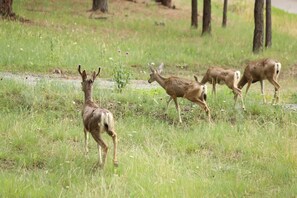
[78,65,118,168]
[198,66,245,110]
[148,63,211,123]
[237,58,281,104]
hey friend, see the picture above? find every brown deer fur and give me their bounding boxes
[78,65,118,168]
[237,58,281,104]
[199,66,245,109]
[148,63,210,123]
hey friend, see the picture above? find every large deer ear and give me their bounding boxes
[92,67,101,81]
[158,63,164,73]
[78,65,87,81]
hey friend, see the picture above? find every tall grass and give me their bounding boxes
[0,77,297,197]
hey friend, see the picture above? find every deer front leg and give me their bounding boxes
[172,97,182,123]
[84,128,89,155]
[260,80,266,104]
[165,97,173,115]
[212,79,216,96]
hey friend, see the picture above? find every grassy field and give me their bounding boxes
[1,0,297,197]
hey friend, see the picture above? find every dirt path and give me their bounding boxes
[272,0,297,14]
[0,72,158,90]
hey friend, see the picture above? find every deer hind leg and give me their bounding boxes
[233,88,245,110]
[91,132,108,168]
[107,130,118,167]
[84,128,89,155]
[260,80,266,104]
[268,78,281,104]
[172,97,182,123]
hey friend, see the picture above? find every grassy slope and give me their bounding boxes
[1,0,297,197]
[0,0,297,79]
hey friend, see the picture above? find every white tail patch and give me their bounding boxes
[274,62,281,78]
[100,112,114,132]
[202,84,207,95]
[233,70,241,88]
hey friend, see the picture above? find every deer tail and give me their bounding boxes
[274,62,281,79]
[233,70,241,88]
[100,111,115,133]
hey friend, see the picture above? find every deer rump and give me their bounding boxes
[84,108,114,134]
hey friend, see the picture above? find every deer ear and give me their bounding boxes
[158,63,164,73]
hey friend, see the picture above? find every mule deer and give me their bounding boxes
[148,63,210,123]
[198,67,245,109]
[237,58,281,104]
[78,65,118,168]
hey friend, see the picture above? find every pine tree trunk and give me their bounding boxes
[202,0,211,36]
[222,0,228,27]
[265,0,272,48]
[191,0,198,28]
[92,0,108,13]
[253,0,264,53]
[0,0,14,17]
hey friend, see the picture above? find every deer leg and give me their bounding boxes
[172,97,182,123]
[212,79,216,97]
[107,130,118,167]
[91,132,108,168]
[268,78,281,104]
[260,80,266,104]
[245,81,252,95]
[84,128,89,155]
[165,97,173,114]
[193,98,211,122]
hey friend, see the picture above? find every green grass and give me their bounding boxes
[1,0,297,197]
[0,78,297,197]
[1,0,297,79]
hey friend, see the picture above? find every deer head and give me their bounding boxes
[78,65,101,92]
[148,63,164,83]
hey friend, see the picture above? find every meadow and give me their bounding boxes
[0,0,297,197]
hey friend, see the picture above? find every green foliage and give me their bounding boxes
[111,50,131,92]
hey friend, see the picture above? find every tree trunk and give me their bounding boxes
[202,0,211,36]
[191,0,198,28]
[156,0,172,7]
[92,0,108,13]
[265,0,272,48]
[253,0,264,53]
[0,0,14,17]
[222,0,228,27]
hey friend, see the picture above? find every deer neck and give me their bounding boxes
[154,73,167,89]
[84,89,93,103]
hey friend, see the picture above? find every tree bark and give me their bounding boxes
[191,0,198,28]
[253,0,264,53]
[92,0,108,13]
[202,0,211,36]
[265,0,272,48]
[0,0,14,17]
[222,0,228,27]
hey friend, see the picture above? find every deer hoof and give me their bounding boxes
[113,161,119,167]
